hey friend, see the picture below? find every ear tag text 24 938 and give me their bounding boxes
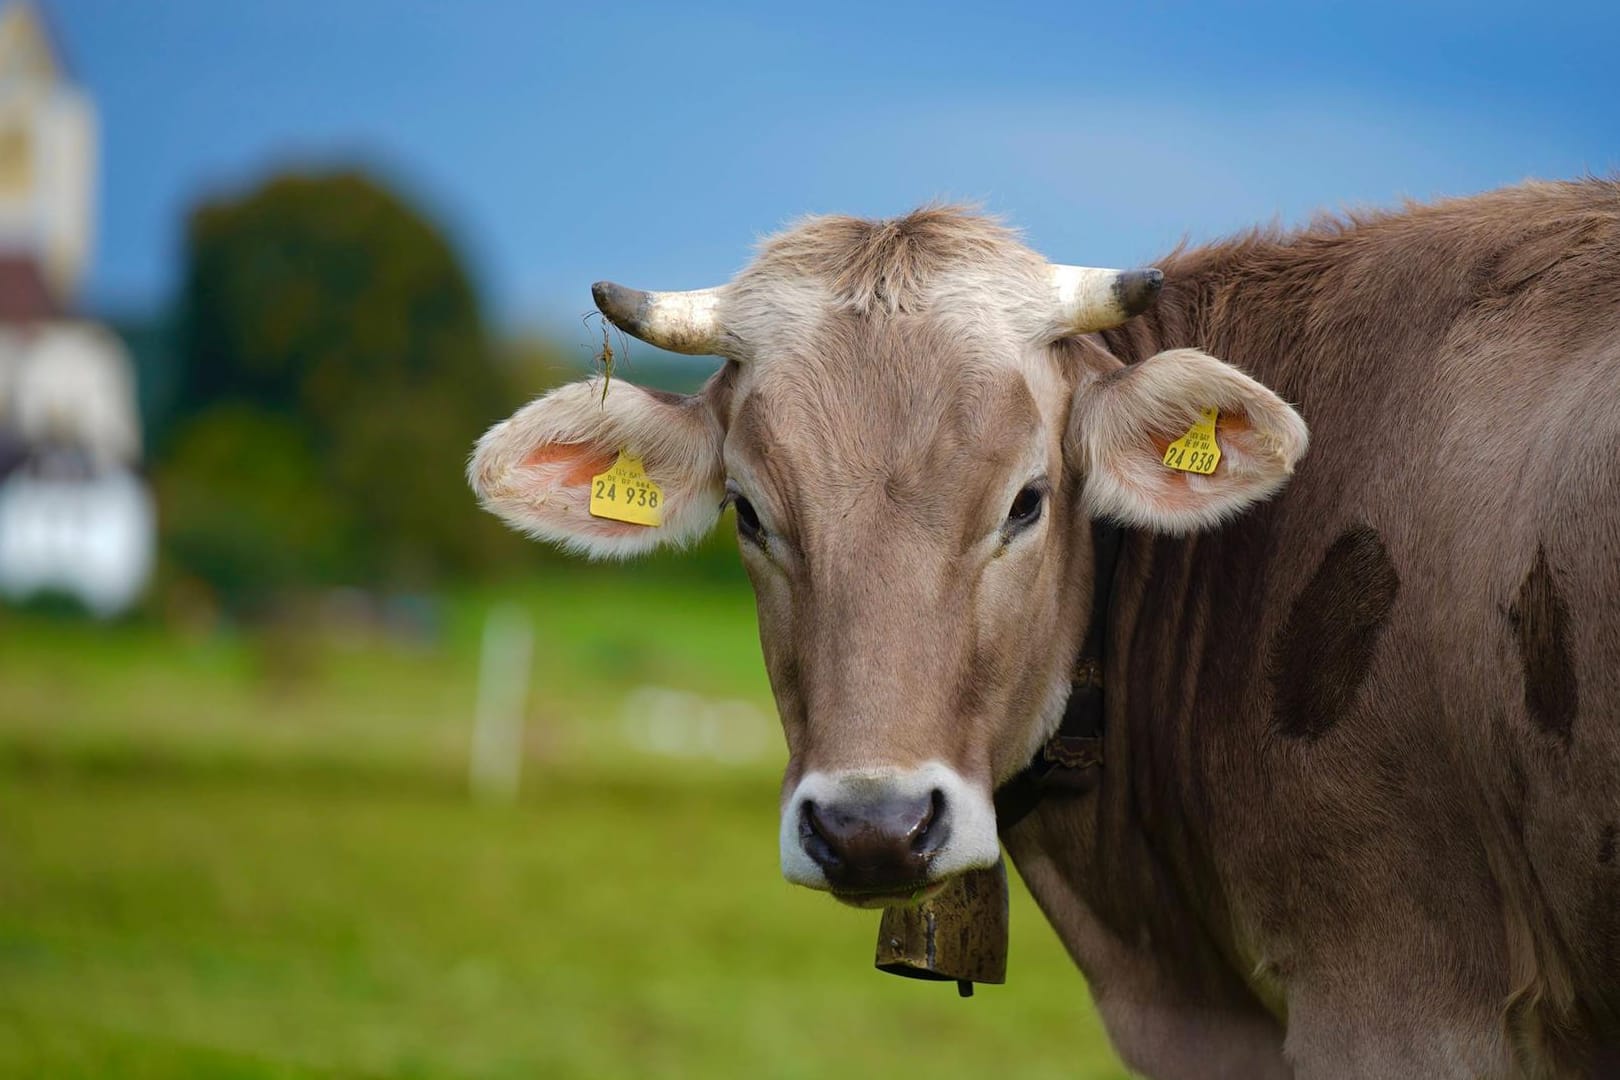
[1162,408,1221,475]
[589,450,664,526]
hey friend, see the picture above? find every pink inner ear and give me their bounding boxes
[522,442,617,487]
[1125,408,1262,515]
[1146,409,1256,468]
[514,440,660,542]
[1134,408,1283,518]
[1216,411,1251,436]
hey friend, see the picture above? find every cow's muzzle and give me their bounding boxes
[799,788,946,899]
[780,763,1001,905]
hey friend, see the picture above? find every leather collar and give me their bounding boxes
[993,521,1123,832]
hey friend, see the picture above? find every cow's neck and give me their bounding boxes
[1002,271,1293,1023]
[1006,514,1289,1040]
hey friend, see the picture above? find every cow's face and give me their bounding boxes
[471,209,1307,905]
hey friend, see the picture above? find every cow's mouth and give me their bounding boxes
[829,878,951,910]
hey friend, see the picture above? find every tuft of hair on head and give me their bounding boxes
[748,204,1034,317]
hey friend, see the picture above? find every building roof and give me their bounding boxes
[0,253,58,321]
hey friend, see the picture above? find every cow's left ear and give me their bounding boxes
[1066,348,1309,534]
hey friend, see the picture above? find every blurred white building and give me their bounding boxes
[0,2,152,617]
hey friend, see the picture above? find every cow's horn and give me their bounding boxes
[591,281,724,356]
[1049,265,1164,333]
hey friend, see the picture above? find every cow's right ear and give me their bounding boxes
[469,377,725,559]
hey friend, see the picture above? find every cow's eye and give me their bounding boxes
[734,495,763,542]
[1005,481,1046,532]
[725,483,765,545]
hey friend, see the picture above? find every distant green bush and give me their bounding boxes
[156,404,346,610]
[164,170,525,608]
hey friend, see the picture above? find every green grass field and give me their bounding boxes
[0,566,1127,1077]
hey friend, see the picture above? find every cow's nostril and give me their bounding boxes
[800,800,841,870]
[909,788,947,854]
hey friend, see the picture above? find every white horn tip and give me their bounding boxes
[591,282,724,356]
[1050,265,1164,333]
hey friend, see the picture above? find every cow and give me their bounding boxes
[469,179,1620,1079]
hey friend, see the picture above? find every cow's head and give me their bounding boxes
[471,209,1306,906]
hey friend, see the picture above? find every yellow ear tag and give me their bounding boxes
[1162,408,1221,475]
[588,451,664,527]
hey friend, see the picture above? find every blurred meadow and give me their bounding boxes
[0,570,1121,1078]
[4,0,1616,1076]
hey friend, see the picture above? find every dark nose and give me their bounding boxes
[800,789,949,894]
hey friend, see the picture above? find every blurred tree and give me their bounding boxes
[167,170,522,606]
[157,405,344,608]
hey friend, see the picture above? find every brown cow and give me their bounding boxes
[470,179,1620,1078]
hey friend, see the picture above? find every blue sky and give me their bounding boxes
[49,0,1620,337]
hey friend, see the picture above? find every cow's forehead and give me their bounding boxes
[732,314,1043,453]
[718,312,1062,545]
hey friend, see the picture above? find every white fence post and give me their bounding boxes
[470,602,533,804]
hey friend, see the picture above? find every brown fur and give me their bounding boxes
[1016,178,1620,1077]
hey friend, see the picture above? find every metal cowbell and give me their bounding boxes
[874,859,1009,997]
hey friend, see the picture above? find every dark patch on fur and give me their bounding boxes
[1269,525,1400,740]
[1507,546,1578,745]
[1603,825,1618,867]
